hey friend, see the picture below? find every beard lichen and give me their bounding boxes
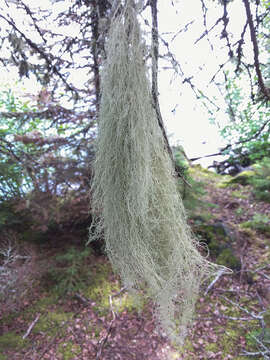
[89,0,224,344]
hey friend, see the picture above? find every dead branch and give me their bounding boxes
[204,269,229,295]
[242,0,270,101]
[220,295,264,320]
[219,294,269,358]
[22,313,41,340]
[95,288,126,359]
[35,306,85,360]
[0,13,77,95]
[74,292,91,305]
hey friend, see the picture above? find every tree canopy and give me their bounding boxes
[0,0,269,222]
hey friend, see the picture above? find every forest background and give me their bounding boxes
[0,0,269,359]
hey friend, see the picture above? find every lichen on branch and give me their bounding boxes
[89,0,224,344]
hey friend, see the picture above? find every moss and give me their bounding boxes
[190,165,221,180]
[217,180,238,189]
[205,342,219,352]
[165,349,183,359]
[263,310,270,327]
[113,291,146,313]
[82,263,146,315]
[235,207,244,217]
[183,339,195,352]
[0,294,59,335]
[245,328,264,347]
[33,311,72,336]
[57,342,81,360]
[0,354,7,360]
[211,324,243,358]
[82,263,120,315]
[0,331,28,352]
[92,324,103,338]
[240,214,270,235]
[238,227,256,239]
[30,295,59,316]
[194,222,236,257]
[198,212,215,221]
[173,338,195,357]
[218,170,255,188]
[231,190,248,199]
[216,248,241,270]
[228,170,255,186]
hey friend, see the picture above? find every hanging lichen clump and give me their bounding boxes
[89,0,223,344]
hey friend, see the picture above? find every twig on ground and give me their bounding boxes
[220,295,263,320]
[240,349,270,359]
[218,315,252,321]
[111,286,127,298]
[256,289,266,311]
[220,294,270,358]
[96,287,126,359]
[254,264,270,273]
[22,313,41,339]
[241,334,270,359]
[74,292,91,305]
[204,269,228,295]
[35,306,84,360]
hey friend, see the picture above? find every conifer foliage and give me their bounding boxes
[89,0,221,343]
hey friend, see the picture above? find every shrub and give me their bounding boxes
[0,232,37,313]
[44,246,92,296]
[249,157,270,202]
[240,213,270,235]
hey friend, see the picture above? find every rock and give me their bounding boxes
[228,170,255,186]
[194,220,240,270]
[216,248,241,271]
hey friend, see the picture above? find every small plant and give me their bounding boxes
[240,213,270,235]
[245,327,270,353]
[235,207,244,217]
[249,157,270,203]
[45,246,92,296]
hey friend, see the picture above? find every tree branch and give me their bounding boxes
[242,0,270,101]
[0,13,77,95]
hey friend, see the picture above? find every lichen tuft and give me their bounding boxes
[89,0,225,344]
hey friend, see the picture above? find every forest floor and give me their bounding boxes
[0,167,270,360]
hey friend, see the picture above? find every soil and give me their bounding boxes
[0,168,269,360]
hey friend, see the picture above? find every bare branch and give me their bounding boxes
[0,13,77,95]
[22,314,41,339]
[242,0,270,101]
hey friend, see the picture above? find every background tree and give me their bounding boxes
[191,0,270,170]
[0,0,269,230]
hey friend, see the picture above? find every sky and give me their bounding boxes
[155,0,248,166]
[0,0,249,167]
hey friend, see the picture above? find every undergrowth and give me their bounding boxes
[43,246,92,296]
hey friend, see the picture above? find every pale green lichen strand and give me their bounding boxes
[89,1,221,344]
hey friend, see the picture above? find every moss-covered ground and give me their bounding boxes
[0,165,269,359]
